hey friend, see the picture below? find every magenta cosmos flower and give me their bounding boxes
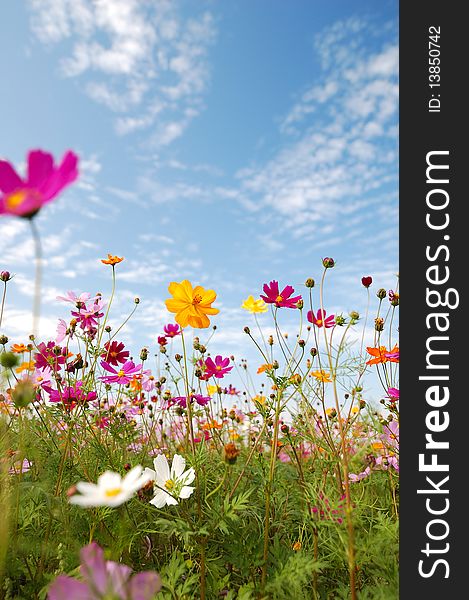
[260,280,302,309]
[101,341,130,367]
[163,323,181,337]
[48,382,97,411]
[71,299,106,331]
[0,149,78,218]
[307,309,335,328]
[169,394,211,408]
[202,355,233,379]
[48,542,161,600]
[100,360,142,385]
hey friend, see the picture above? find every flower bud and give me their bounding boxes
[335,314,346,326]
[0,335,9,345]
[361,276,372,288]
[305,278,315,288]
[298,339,305,348]
[134,297,140,304]
[0,271,12,282]
[310,347,317,357]
[223,443,241,464]
[296,299,304,310]
[280,423,289,434]
[377,288,387,299]
[374,318,385,332]
[11,380,36,408]
[322,257,335,269]
[243,326,250,334]
[140,348,149,361]
[0,351,19,369]
[105,325,112,333]
[174,353,182,362]
[349,311,359,321]
[268,335,274,346]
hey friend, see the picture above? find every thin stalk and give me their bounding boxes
[29,218,43,338]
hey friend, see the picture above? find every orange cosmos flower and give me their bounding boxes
[101,254,124,266]
[311,370,332,383]
[366,345,399,366]
[164,280,219,329]
[257,363,273,374]
[11,343,29,354]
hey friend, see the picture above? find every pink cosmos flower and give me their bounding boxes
[56,291,96,307]
[307,309,335,328]
[157,336,168,346]
[100,360,142,385]
[101,341,129,367]
[34,341,68,371]
[55,319,69,344]
[163,323,181,337]
[9,457,32,475]
[169,394,211,409]
[0,149,78,218]
[48,382,97,411]
[141,370,156,392]
[260,281,302,309]
[71,299,106,331]
[202,355,233,379]
[386,387,400,402]
[48,542,161,600]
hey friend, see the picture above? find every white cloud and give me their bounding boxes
[27,0,217,144]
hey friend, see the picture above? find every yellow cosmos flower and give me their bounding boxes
[351,406,359,414]
[165,280,219,329]
[311,370,332,383]
[15,361,35,374]
[253,394,266,406]
[207,384,222,396]
[241,295,268,314]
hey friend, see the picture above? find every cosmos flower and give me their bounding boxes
[366,345,399,366]
[56,291,96,306]
[361,276,373,288]
[241,295,268,314]
[100,360,142,385]
[144,454,195,508]
[307,309,335,328]
[48,382,97,411]
[165,280,219,328]
[311,370,332,383]
[201,355,233,379]
[260,281,302,309]
[169,394,211,409]
[48,542,161,600]
[0,149,78,218]
[386,387,400,402]
[101,254,124,265]
[69,466,149,508]
[34,341,69,371]
[101,340,130,367]
[10,344,29,354]
[71,299,106,331]
[163,323,181,337]
[55,319,69,344]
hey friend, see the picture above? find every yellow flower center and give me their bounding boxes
[192,294,203,305]
[216,365,222,371]
[6,189,42,211]
[275,295,283,303]
[316,319,322,326]
[105,487,122,498]
[117,370,125,377]
[165,479,175,491]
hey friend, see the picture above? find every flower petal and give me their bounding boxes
[171,454,186,479]
[128,572,162,600]
[153,454,170,483]
[26,150,54,188]
[47,575,91,600]
[0,160,23,194]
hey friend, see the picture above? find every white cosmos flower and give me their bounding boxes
[69,465,150,508]
[144,454,195,508]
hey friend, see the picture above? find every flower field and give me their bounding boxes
[0,151,399,599]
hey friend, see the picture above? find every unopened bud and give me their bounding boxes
[377,288,387,300]
[134,297,140,304]
[322,257,335,269]
[305,278,315,288]
[244,326,250,334]
[0,271,12,282]
[374,318,385,332]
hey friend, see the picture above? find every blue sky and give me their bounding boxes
[0,0,398,404]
